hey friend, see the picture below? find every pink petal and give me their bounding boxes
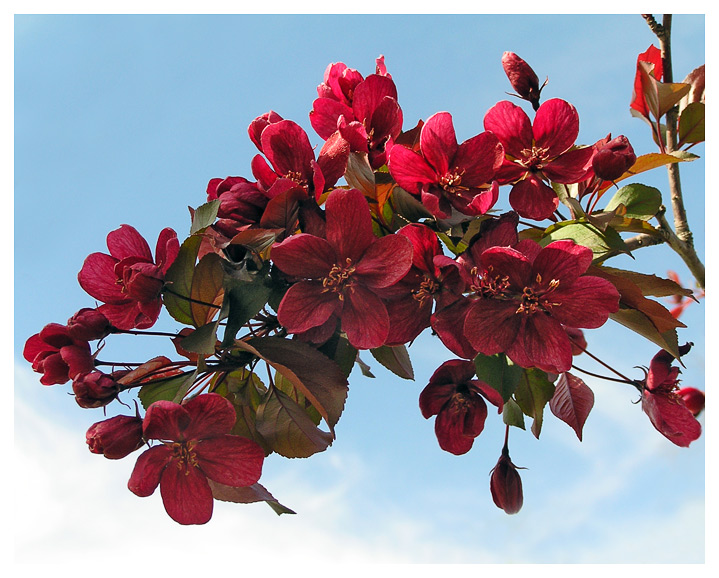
[98,302,152,331]
[78,252,126,303]
[160,460,214,525]
[419,112,458,176]
[341,285,389,349]
[277,281,342,334]
[60,344,94,378]
[181,394,237,440]
[533,98,579,157]
[367,96,403,146]
[271,233,336,279]
[352,75,398,126]
[354,233,413,289]
[195,435,264,487]
[388,144,438,195]
[310,98,354,140]
[325,188,375,262]
[434,403,480,455]
[459,181,500,216]
[317,131,350,189]
[470,380,505,411]
[384,295,431,346]
[397,223,441,273]
[143,400,191,442]
[251,154,278,190]
[483,100,533,158]
[127,445,173,497]
[453,132,504,186]
[106,225,153,261]
[508,176,559,220]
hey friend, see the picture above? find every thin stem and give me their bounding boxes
[163,286,221,309]
[568,337,636,384]
[571,364,642,391]
[111,328,179,338]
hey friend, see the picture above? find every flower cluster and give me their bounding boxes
[23,48,703,524]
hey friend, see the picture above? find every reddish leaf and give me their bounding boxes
[208,480,296,515]
[190,253,225,327]
[549,372,594,441]
[116,356,174,385]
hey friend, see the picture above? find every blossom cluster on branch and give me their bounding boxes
[23,37,704,525]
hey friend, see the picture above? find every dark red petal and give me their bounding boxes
[127,445,173,497]
[429,358,477,387]
[60,344,94,379]
[483,100,533,158]
[453,132,504,186]
[106,224,153,261]
[325,188,376,262]
[543,147,594,183]
[646,349,677,390]
[387,145,437,195]
[78,253,126,303]
[97,302,151,331]
[458,181,500,216]
[419,382,457,418]
[642,390,702,447]
[155,228,180,273]
[464,299,521,356]
[182,394,238,440]
[317,131,350,189]
[532,240,593,285]
[508,177,559,221]
[143,400,191,442]
[533,98,579,157]
[431,299,478,360]
[434,404,477,455]
[480,246,532,291]
[549,276,620,329]
[195,435,264,487]
[367,96,403,147]
[397,223,441,273]
[310,98,354,140]
[507,314,573,373]
[341,285,389,350]
[38,353,71,385]
[352,74,399,125]
[251,154,278,190]
[384,295,431,346]
[160,461,214,525]
[419,112,458,176]
[23,332,54,363]
[354,233,413,288]
[469,380,505,410]
[271,234,336,279]
[277,281,341,334]
[261,120,315,181]
[463,395,489,437]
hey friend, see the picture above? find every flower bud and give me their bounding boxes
[72,371,120,408]
[592,135,636,181]
[67,308,112,341]
[677,387,705,417]
[86,415,144,459]
[502,52,543,110]
[490,451,524,514]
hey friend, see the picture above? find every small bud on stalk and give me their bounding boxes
[490,448,524,515]
[86,415,144,460]
[501,52,545,111]
[592,135,636,181]
[72,371,121,408]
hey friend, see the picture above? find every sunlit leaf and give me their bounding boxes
[189,199,221,235]
[474,353,523,403]
[604,184,662,220]
[163,234,203,325]
[190,253,225,326]
[208,480,296,515]
[549,372,594,441]
[678,101,705,145]
[514,368,555,439]
[502,398,526,430]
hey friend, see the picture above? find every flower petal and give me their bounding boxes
[464,299,522,356]
[419,382,457,418]
[420,112,458,176]
[182,393,238,440]
[325,188,376,262]
[143,400,191,442]
[78,252,126,303]
[533,98,579,157]
[548,276,620,329]
[431,299,477,360]
[127,445,173,497]
[483,100,533,158]
[388,144,438,195]
[642,390,702,447]
[508,176,559,221]
[480,246,532,292]
[277,281,341,334]
[543,146,594,183]
[270,234,336,279]
[341,285,389,349]
[160,461,214,525]
[195,435,264,487]
[354,233,413,288]
[532,240,593,285]
[310,97,354,140]
[506,314,573,373]
[155,228,180,273]
[261,120,315,182]
[106,225,153,261]
[453,132,504,186]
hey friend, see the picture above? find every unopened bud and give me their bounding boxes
[592,135,636,181]
[72,371,120,408]
[677,387,705,417]
[86,415,144,459]
[490,450,524,514]
[67,308,112,341]
[502,52,543,110]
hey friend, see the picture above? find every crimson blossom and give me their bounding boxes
[128,393,265,525]
[641,344,702,447]
[23,323,95,385]
[419,359,503,455]
[483,98,594,220]
[388,111,504,220]
[78,225,179,330]
[270,188,413,350]
[463,239,620,374]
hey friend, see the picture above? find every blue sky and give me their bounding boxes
[13,13,707,567]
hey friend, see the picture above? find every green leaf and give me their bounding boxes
[234,337,349,434]
[162,234,203,325]
[208,481,296,515]
[138,371,196,409]
[604,184,662,221]
[551,182,586,218]
[180,322,218,355]
[474,353,523,403]
[391,187,433,223]
[598,267,694,299]
[678,101,705,145]
[502,398,526,430]
[213,369,270,452]
[514,368,555,439]
[221,264,273,347]
[356,354,375,378]
[190,199,221,235]
[255,387,333,458]
[541,220,628,261]
[318,333,357,378]
[370,345,414,380]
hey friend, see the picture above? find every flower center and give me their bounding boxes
[439,169,467,195]
[171,440,199,474]
[519,146,550,172]
[285,170,307,187]
[412,274,439,303]
[321,258,356,301]
[469,266,511,299]
[515,276,561,315]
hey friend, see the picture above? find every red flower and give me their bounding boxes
[490,450,524,514]
[641,345,702,447]
[388,111,503,220]
[205,176,271,238]
[78,225,179,330]
[271,188,413,350]
[66,308,112,341]
[23,323,95,385]
[311,57,402,169]
[419,359,503,455]
[72,371,120,408]
[463,239,620,373]
[483,98,594,220]
[128,393,265,525]
[87,415,144,460]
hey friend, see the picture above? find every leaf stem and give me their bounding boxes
[163,286,222,309]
